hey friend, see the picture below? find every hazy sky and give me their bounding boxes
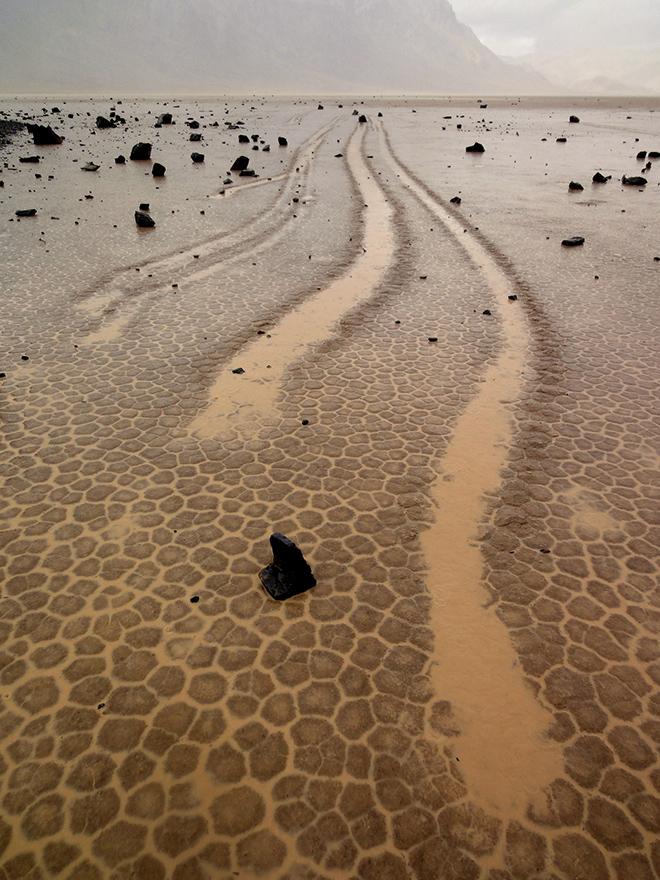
[451,0,660,57]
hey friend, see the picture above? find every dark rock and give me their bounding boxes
[508,294,518,301]
[556,137,567,143]
[231,155,250,172]
[187,120,200,129]
[259,533,316,601]
[569,115,580,123]
[130,142,152,161]
[466,142,485,153]
[621,175,647,186]
[152,163,166,177]
[135,210,155,228]
[449,196,461,204]
[568,181,584,191]
[157,113,173,125]
[190,132,202,142]
[637,150,647,160]
[19,156,40,163]
[81,162,100,172]
[239,134,250,143]
[428,337,438,342]
[378,112,383,117]
[239,169,256,177]
[27,124,63,145]
[115,155,126,164]
[482,309,491,315]
[96,116,115,129]
[562,236,585,247]
[15,209,37,217]
[359,115,367,124]
[592,171,611,183]
[648,151,660,159]
[318,104,324,110]
[139,203,150,211]
[278,136,288,147]
[251,134,259,142]
[231,367,245,374]
[263,144,270,152]
[191,152,205,163]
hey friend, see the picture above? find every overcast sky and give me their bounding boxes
[451,0,660,57]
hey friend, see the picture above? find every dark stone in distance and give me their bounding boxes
[157,113,173,125]
[15,209,37,217]
[569,115,580,123]
[27,123,63,145]
[231,155,250,172]
[621,175,647,186]
[278,136,288,146]
[359,115,367,124]
[135,210,155,228]
[19,156,40,163]
[115,155,126,164]
[139,203,150,211]
[562,236,585,247]
[592,172,611,183]
[191,152,204,163]
[450,196,462,204]
[96,116,115,129]
[466,142,485,153]
[568,181,583,191]
[152,163,166,177]
[130,142,152,161]
[259,533,317,601]
[190,132,202,141]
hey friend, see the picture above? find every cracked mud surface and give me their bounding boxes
[1,96,658,879]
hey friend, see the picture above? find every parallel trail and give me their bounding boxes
[380,125,564,819]
[189,124,396,439]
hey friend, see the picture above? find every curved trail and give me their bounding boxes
[380,126,564,819]
[189,124,394,439]
[75,118,339,319]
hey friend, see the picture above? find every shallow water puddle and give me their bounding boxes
[190,125,395,438]
[382,129,564,818]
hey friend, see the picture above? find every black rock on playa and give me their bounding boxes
[259,533,317,601]
[26,123,63,145]
[135,210,155,228]
[466,142,485,153]
[562,236,585,247]
[130,142,152,161]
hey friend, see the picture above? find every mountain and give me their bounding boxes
[0,0,549,95]
[520,47,660,95]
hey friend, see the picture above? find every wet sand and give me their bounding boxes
[0,96,659,880]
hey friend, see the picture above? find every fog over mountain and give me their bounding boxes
[0,0,551,95]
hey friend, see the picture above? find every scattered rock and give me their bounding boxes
[96,116,115,129]
[508,294,518,301]
[648,151,660,159]
[592,172,611,183]
[239,134,250,144]
[569,115,580,123]
[190,132,202,142]
[562,236,585,247]
[19,155,40,163]
[231,156,250,172]
[621,175,647,186]
[27,124,63,145]
[568,181,583,191]
[449,196,461,204]
[428,337,438,343]
[157,113,173,126]
[152,163,166,177]
[232,367,245,374]
[115,155,126,164]
[191,153,205,163]
[259,533,316,601]
[466,142,485,153]
[482,309,491,315]
[359,115,367,124]
[134,210,155,228]
[81,162,100,172]
[15,209,37,217]
[130,142,152,161]
[278,136,288,147]
[239,169,256,177]
[636,150,647,160]
[139,203,150,211]
[556,137,567,143]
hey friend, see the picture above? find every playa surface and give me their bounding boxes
[0,95,658,879]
